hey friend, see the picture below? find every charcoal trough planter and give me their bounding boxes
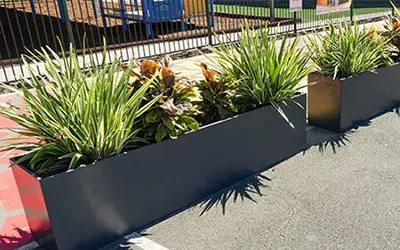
[12,94,306,250]
[308,63,400,132]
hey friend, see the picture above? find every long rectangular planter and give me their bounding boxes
[308,63,400,132]
[12,94,307,250]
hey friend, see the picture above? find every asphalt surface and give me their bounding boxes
[102,109,400,250]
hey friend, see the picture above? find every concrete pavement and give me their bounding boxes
[103,110,400,250]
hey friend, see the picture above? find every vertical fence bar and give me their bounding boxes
[205,0,212,46]
[270,0,275,22]
[350,0,354,23]
[60,0,75,48]
[293,11,297,34]
[67,0,82,50]
[0,19,14,83]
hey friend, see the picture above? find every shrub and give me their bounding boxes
[306,21,393,79]
[208,24,312,126]
[125,56,202,143]
[197,62,237,124]
[381,2,400,60]
[0,43,158,177]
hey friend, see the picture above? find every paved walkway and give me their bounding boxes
[103,110,400,250]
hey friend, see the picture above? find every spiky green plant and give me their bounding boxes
[0,42,158,177]
[306,21,393,79]
[207,24,313,127]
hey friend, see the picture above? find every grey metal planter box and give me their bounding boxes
[308,63,400,132]
[12,94,306,250]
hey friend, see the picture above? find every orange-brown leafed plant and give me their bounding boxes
[123,56,202,143]
[197,63,237,124]
[381,1,400,60]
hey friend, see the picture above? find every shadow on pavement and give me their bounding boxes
[305,126,356,154]
[305,117,375,155]
[305,105,400,154]
[0,226,33,250]
[198,173,271,216]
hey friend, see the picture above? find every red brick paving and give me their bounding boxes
[0,171,23,213]
[0,94,34,250]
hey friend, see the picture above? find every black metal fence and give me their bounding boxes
[0,0,396,83]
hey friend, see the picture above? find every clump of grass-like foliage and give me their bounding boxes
[0,42,158,177]
[306,21,393,79]
[207,23,313,126]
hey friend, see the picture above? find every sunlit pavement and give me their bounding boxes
[103,110,400,250]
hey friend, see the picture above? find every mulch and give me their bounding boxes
[0,0,295,65]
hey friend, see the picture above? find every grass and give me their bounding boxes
[214,5,391,22]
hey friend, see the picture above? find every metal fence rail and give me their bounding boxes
[0,0,397,83]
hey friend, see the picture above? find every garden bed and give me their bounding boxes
[12,94,307,250]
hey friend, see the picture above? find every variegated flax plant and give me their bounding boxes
[306,21,393,79]
[0,41,158,177]
[207,23,313,127]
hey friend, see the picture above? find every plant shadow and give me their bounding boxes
[198,173,271,216]
[305,103,400,155]
[304,119,372,155]
[0,226,34,250]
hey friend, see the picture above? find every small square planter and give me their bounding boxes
[308,63,400,132]
[12,94,307,250]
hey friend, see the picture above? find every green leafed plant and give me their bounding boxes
[381,1,400,60]
[124,56,202,143]
[0,40,158,177]
[197,62,237,124]
[306,21,393,79]
[207,23,312,127]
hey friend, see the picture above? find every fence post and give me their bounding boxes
[60,0,75,49]
[205,0,213,46]
[293,11,297,34]
[393,0,396,16]
[270,0,275,22]
[350,0,354,22]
